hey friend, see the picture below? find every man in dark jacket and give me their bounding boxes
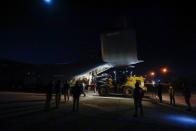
[157,82,163,103]
[55,80,61,108]
[63,80,70,102]
[182,83,191,111]
[71,81,82,112]
[133,82,144,117]
[168,83,175,105]
[45,80,54,110]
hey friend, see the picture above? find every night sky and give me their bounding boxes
[0,1,195,74]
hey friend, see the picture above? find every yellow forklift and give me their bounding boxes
[97,75,147,97]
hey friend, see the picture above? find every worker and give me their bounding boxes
[71,81,82,112]
[157,82,163,103]
[168,83,175,105]
[55,80,62,108]
[133,81,144,117]
[182,83,192,111]
[45,80,54,110]
[63,80,70,102]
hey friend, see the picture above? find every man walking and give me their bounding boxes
[168,83,175,105]
[55,80,61,108]
[71,81,82,112]
[45,80,54,110]
[182,83,191,111]
[81,81,86,97]
[63,80,70,102]
[133,82,144,117]
[157,82,163,103]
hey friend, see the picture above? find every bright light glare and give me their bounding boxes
[44,0,51,3]
[165,115,196,126]
[152,81,155,85]
[162,68,168,73]
[150,72,155,76]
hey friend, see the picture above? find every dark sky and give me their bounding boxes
[0,1,195,74]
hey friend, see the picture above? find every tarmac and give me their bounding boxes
[0,91,196,131]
